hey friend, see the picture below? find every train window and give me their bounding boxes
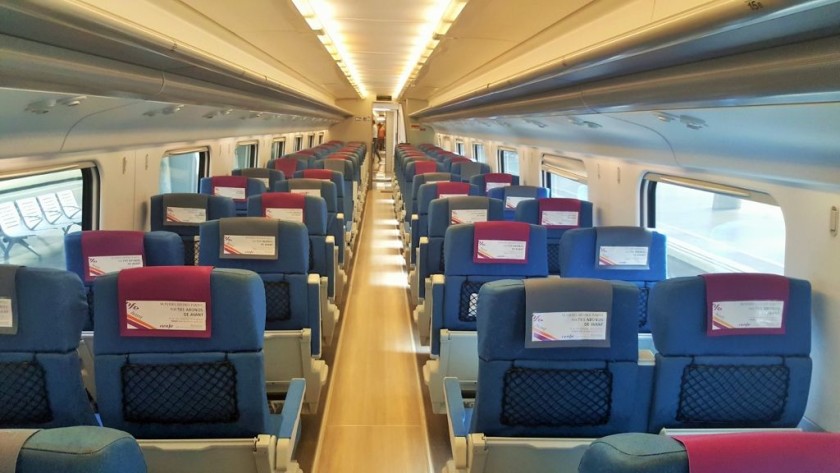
[308,134,315,148]
[643,174,785,277]
[234,142,258,169]
[473,143,486,163]
[160,149,208,194]
[318,133,324,145]
[542,154,588,199]
[0,165,97,269]
[271,139,286,158]
[294,136,303,151]
[455,141,465,155]
[498,148,520,176]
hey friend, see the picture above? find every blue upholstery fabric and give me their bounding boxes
[430,224,547,354]
[515,198,594,274]
[487,185,550,220]
[266,157,307,173]
[470,279,643,437]
[317,159,356,221]
[412,183,481,264]
[0,266,96,428]
[15,426,147,473]
[273,179,344,265]
[578,433,688,473]
[199,177,267,215]
[233,168,285,189]
[468,174,520,194]
[150,194,236,237]
[451,161,491,182]
[560,227,666,331]
[647,275,811,431]
[94,268,273,439]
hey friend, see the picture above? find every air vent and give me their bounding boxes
[376,95,393,101]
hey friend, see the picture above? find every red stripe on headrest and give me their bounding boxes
[701,273,789,336]
[272,159,299,176]
[538,198,582,228]
[473,221,530,265]
[81,231,145,283]
[303,169,335,180]
[485,173,514,183]
[436,182,471,197]
[415,161,438,174]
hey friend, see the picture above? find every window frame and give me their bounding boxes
[473,143,486,164]
[541,154,588,199]
[271,138,286,158]
[455,141,465,156]
[234,141,259,169]
[161,147,209,194]
[318,133,324,145]
[497,147,520,176]
[308,134,315,149]
[294,136,303,152]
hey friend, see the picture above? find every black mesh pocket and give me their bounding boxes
[502,367,612,427]
[122,360,239,424]
[265,281,291,322]
[438,247,446,273]
[637,288,649,329]
[677,363,789,426]
[0,361,53,425]
[183,239,199,266]
[86,286,95,330]
[547,243,560,274]
[459,281,485,322]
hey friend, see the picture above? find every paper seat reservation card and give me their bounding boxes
[214,186,246,200]
[486,182,510,191]
[0,298,12,328]
[166,207,206,224]
[88,255,144,278]
[476,239,527,261]
[532,311,608,342]
[223,235,276,256]
[711,300,784,331]
[505,196,532,209]
[541,210,578,227]
[598,246,649,267]
[291,188,321,197]
[266,207,304,223]
[125,300,207,332]
[451,208,487,224]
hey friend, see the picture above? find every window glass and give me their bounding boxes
[473,143,486,164]
[0,168,93,268]
[308,134,315,148]
[649,179,785,277]
[318,134,324,145]
[294,136,303,151]
[234,143,257,170]
[498,148,520,177]
[271,140,286,158]
[545,172,588,200]
[160,150,206,193]
[455,141,465,156]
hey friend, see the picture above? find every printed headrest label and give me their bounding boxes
[451,208,487,224]
[257,177,270,188]
[291,188,322,197]
[711,300,784,332]
[214,186,246,200]
[476,239,526,262]
[505,196,532,210]
[87,255,144,278]
[540,211,578,227]
[125,300,207,333]
[166,207,207,224]
[266,207,304,223]
[0,298,12,329]
[532,311,608,344]
[223,235,277,257]
[486,182,510,192]
[598,246,649,267]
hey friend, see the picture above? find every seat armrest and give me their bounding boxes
[307,273,322,358]
[444,377,469,437]
[277,378,306,439]
[430,274,446,355]
[324,236,336,298]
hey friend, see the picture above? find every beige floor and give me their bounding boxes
[313,187,433,472]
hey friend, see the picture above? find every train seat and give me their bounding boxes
[450,161,491,183]
[247,192,341,342]
[2,426,147,473]
[232,167,286,189]
[469,173,520,195]
[198,218,326,413]
[442,156,472,172]
[413,196,505,334]
[397,159,438,215]
[321,156,358,235]
[0,265,96,428]
[93,266,306,472]
[579,431,840,473]
[267,157,308,177]
[199,176,267,216]
[408,182,480,302]
[486,185,550,220]
[424,222,548,414]
[404,172,454,248]
[560,226,667,335]
[647,273,812,433]
[514,198,594,275]
[150,193,236,265]
[442,278,646,473]
[275,177,349,274]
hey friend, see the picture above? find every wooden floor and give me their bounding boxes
[299,179,448,473]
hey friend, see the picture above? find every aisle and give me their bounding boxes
[313,186,432,472]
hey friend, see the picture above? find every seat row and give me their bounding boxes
[0,264,306,473]
[440,274,812,472]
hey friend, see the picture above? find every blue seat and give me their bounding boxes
[320,156,357,235]
[0,265,96,428]
[404,172,454,234]
[267,156,308,176]
[443,278,644,472]
[233,167,285,190]
[198,218,327,412]
[199,176,267,216]
[93,266,305,472]
[3,426,146,473]
[441,156,472,172]
[400,160,441,218]
[514,198,594,274]
[413,196,505,336]
[647,273,811,432]
[424,222,548,413]
[248,192,341,341]
[451,161,491,183]
[150,193,236,265]
[487,185,550,220]
[560,226,666,333]
[469,172,520,195]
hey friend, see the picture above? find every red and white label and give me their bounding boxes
[166,207,206,224]
[223,235,276,256]
[125,300,207,332]
[214,186,246,200]
[88,255,144,278]
[266,207,304,223]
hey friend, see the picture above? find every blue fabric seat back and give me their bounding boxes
[451,161,491,182]
[469,173,520,195]
[0,266,96,428]
[487,185,550,220]
[232,168,285,189]
[560,227,666,332]
[150,194,236,237]
[293,170,344,210]
[406,172,454,224]
[324,154,360,181]
[401,159,439,199]
[197,219,317,340]
[647,274,812,432]
[514,198,594,274]
[13,426,147,473]
[65,231,185,329]
[274,178,344,264]
[471,278,642,437]
[267,157,307,177]
[315,160,355,222]
[416,182,481,239]
[199,176,267,216]
[94,267,271,439]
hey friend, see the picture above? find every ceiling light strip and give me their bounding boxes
[291,0,368,98]
[393,0,468,100]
